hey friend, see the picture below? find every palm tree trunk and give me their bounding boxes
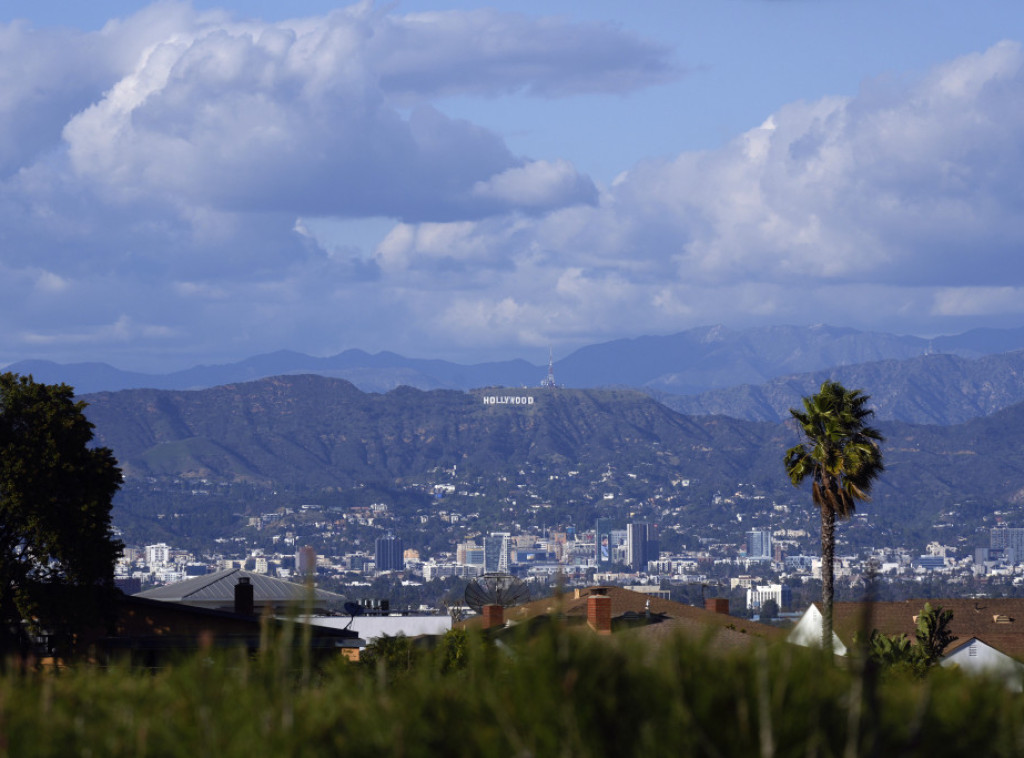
[821,505,836,653]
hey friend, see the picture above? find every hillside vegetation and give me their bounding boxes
[79,375,1024,551]
[82,376,1024,505]
[82,377,788,487]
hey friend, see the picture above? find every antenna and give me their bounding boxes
[464,573,530,614]
[541,347,556,388]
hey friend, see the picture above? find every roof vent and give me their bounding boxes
[994,615,1013,624]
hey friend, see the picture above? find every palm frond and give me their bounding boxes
[784,380,884,518]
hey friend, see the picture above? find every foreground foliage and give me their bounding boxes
[1,625,1022,757]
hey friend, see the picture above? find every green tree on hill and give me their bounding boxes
[785,380,884,652]
[0,373,123,660]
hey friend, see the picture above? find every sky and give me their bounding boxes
[2,1,1024,372]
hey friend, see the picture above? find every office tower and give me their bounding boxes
[296,545,317,575]
[746,529,772,560]
[484,532,511,573]
[626,522,658,572]
[595,518,617,570]
[991,528,1024,564]
[375,533,405,572]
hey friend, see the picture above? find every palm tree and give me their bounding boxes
[785,380,884,652]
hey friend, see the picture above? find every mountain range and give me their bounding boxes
[82,375,1024,517]
[661,350,1024,425]
[82,376,783,488]
[10,323,1024,424]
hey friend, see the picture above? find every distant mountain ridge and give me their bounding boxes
[9,324,1024,426]
[5,350,543,396]
[9,324,1024,397]
[658,350,1024,425]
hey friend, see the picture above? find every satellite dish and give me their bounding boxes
[464,573,530,614]
[342,600,364,630]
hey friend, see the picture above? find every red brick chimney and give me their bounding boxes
[705,597,729,615]
[587,594,612,635]
[481,604,504,629]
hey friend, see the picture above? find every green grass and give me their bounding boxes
[1,625,1022,757]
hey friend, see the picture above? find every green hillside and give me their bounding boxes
[81,375,1024,550]
[83,376,788,488]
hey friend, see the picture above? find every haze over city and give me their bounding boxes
[2,0,1023,372]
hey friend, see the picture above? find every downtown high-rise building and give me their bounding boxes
[145,542,170,567]
[457,541,485,567]
[991,527,1024,564]
[626,522,659,572]
[296,545,317,575]
[375,533,405,572]
[746,529,772,560]
[483,532,512,573]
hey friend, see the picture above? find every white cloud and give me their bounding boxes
[472,159,596,209]
[2,5,1023,367]
[21,315,177,346]
[0,5,203,178]
[932,287,1024,316]
[53,4,633,222]
[364,40,1024,351]
[32,270,70,294]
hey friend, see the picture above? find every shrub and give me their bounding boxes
[0,623,1021,757]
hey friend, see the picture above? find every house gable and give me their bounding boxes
[787,604,848,655]
[942,637,1024,691]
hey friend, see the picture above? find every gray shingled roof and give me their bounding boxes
[134,568,344,610]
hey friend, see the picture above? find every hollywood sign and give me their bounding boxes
[482,395,535,405]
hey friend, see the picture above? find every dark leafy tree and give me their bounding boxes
[912,602,956,667]
[785,381,883,651]
[360,633,418,679]
[759,598,779,621]
[866,630,916,671]
[0,373,123,659]
[864,604,956,677]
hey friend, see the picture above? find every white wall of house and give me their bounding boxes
[942,638,1024,691]
[307,614,451,642]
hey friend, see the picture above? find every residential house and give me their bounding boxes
[789,598,1024,688]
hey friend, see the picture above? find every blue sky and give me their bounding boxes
[2,1,1023,371]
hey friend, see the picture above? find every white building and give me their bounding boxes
[145,542,171,568]
[746,583,791,611]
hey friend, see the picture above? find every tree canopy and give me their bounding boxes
[0,373,123,658]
